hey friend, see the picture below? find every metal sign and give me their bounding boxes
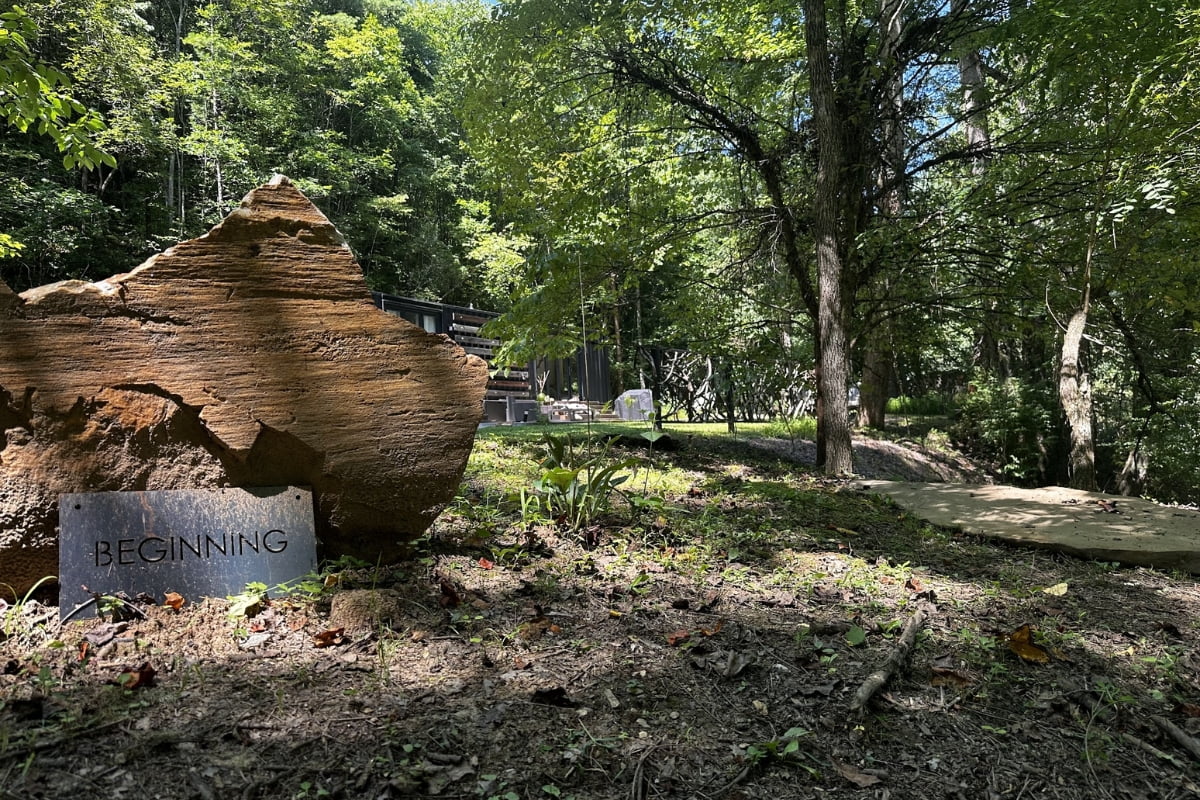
[58,486,317,619]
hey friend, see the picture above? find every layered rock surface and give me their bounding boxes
[0,176,488,598]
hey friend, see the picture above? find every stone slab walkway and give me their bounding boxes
[852,481,1200,574]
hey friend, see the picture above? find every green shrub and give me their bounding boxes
[886,393,949,416]
[951,374,1057,484]
[1141,398,1200,504]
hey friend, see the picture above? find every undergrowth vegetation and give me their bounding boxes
[2,423,1198,799]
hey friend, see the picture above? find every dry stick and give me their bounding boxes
[1061,684,1191,772]
[1119,731,1187,770]
[849,601,934,718]
[1152,716,1200,764]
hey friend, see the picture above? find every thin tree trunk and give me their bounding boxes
[1059,307,1096,491]
[859,0,905,431]
[859,329,891,429]
[806,0,854,475]
[954,0,990,172]
[1059,219,1098,492]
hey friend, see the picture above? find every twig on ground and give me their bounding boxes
[849,601,934,718]
[1121,731,1188,770]
[1153,716,1200,764]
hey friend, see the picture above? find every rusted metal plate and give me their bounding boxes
[58,486,316,619]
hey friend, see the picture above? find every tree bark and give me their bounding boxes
[954,0,990,172]
[1059,306,1096,491]
[806,0,854,474]
[1059,222,1097,492]
[859,328,891,429]
[859,0,905,431]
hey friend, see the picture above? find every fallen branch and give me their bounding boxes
[1153,716,1200,764]
[1120,731,1187,770]
[849,601,934,718]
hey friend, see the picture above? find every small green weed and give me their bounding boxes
[744,727,818,775]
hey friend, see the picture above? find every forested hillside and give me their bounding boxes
[3,0,1199,502]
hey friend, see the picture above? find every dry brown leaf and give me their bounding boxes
[518,617,558,642]
[905,576,925,593]
[666,629,691,647]
[832,757,882,788]
[163,592,185,610]
[477,557,495,570]
[1006,624,1050,664]
[113,662,157,690]
[439,578,461,608]
[930,666,975,688]
[1175,701,1200,718]
[700,620,724,637]
[313,627,346,648]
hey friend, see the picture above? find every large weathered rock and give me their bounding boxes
[0,176,488,598]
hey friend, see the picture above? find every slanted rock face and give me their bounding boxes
[0,176,488,598]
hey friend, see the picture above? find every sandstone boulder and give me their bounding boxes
[0,176,488,599]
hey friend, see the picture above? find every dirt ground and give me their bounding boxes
[3,433,1200,800]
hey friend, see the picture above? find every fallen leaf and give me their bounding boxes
[666,629,691,647]
[239,631,271,650]
[477,557,494,570]
[313,627,346,648]
[77,641,90,662]
[163,592,185,610]
[691,650,754,678]
[518,617,560,642]
[1042,583,1069,597]
[289,615,308,632]
[438,579,461,608]
[113,662,156,689]
[832,757,882,788]
[700,620,724,637]
[846,625,868,647]
[1006,624,1050,664]
[83,621,128,647]
[905,576,925,593]
[931,666,975,688]
[1175,701,1200,718]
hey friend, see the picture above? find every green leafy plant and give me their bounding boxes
[226,582,268,619]
[529,434,638,532]
[744,727,817,774]
[1,575,56,640]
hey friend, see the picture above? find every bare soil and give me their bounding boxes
[3,433,1200,800]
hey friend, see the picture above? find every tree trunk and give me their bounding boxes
[859,0,905,431]
[859,329,891,429]
[954,0,990,172]
[806,0,854,475]
[1059,306,1096,491]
